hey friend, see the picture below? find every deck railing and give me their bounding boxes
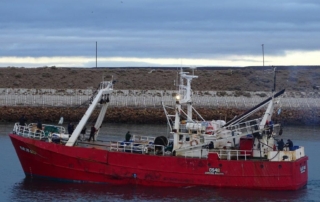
[132,135,156,143]
[12,123,167,155]
[209,149,252,160]
[13,123,46,139]
[107,141,166,155]
[184,148,252,160]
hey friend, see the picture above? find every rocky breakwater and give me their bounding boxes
[1,105,319,126]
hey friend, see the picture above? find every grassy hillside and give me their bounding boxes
[0,66,319,92]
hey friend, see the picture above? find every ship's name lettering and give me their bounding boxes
[300,165,306,173]
[20,146,36,155]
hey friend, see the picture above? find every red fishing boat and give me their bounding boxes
[9,69,308,190]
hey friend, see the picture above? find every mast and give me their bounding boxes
[173,71,198,150]
[253,67,279,157]
[66,81,114,146]
[178,72,198,121]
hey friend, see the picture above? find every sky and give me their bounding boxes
[1,0,320,68]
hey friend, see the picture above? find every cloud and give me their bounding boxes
[1,0,320,67]
[1,50,320,67]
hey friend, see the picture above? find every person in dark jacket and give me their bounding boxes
[286,139,294,151]
[88,125,96,142]
[19,115,27,126]
[125,131,131,142]
[277,139,284,151]
[68,122,74,135]
[37,119,42,130]
[80,126,87,140]
[269,120,274,134]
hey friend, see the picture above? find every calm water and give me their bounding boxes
[1,123,319,202]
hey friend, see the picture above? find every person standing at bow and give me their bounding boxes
[19,115,27,126]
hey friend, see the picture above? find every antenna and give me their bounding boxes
[273,66,276,92]
[96,41,97,68]
[176,64,179,90]
[180,66,183,88]
[262,44,264,67]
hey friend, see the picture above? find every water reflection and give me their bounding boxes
[9,178,315,202]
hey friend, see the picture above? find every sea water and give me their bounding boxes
[0,123,319,202]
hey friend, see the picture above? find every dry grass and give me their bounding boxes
[0,66,319,92]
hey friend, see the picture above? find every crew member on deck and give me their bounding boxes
[88,125,96,142]
[37,119,42,130]
[125,131,131,142]
[277,139,284,151]
[68,122,74,135]
[19,115,27,126]
[269,120,274,134]
[286,139,294,151]
[81,126,87,140]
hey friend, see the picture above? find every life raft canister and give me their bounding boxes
[205,122,214,134]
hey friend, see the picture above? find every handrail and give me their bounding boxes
[183,147,252,160]
[209,149,252,160]
[108,141,166,156]
[13,122,257,160]
[225,119,280,136]
[12,123,166,155]
[132,135,155,142]
[26,123,66,134]
[13,123,46,140]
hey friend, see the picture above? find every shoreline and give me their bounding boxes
[2,106,319,126]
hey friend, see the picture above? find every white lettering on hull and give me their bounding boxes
[300,165,306,173]
[20,146,37,155]
[205,168,224,175]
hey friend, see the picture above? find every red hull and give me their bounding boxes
[9,133,308,190]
